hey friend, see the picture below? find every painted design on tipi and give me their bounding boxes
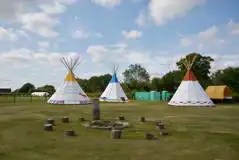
[48,56,91,105]
[100,65,128,102]
[168,55,215,106]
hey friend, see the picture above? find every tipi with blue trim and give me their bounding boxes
[100,66,128,102]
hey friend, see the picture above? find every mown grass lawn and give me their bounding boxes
[1,99,239,160]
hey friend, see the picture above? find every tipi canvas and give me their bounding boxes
[168,56,214,107]
[48,56,91,105]
[100,66,128,102]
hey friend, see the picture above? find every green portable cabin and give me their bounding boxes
[150,91,161,101]
[135,91,161,101]
[135,92,150,100]
[161,90,171,101]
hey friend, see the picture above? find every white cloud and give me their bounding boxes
[111,42,128,48]
[39,1,66,15]
[86,43,188,77]
[95,33,103,38]
[87,45,109,63]
[87,44,169,78]
[0,27,30,41]
[17,12,59,37]
[125,51,152,64]
[0,47,81,89]
[16,30,30,39]
[122,30,142,39]
[180,25,223,49]
[0,48,32,62]
[0,27,17,41]
[145,0,205,25]
[198,26,218,39]
[180,38,192,47]
[87,44,162,66]
[86,35,239,79]
[178,23,239,72]
[72,30,102,39]
[227,20,239,35]
[135,11,148,27]
[210,54,239,72]
[0,0,35,20]
[72,30,89,39]
[87,43,181,67]
[91,0,122,7]
[0,0,78,20]
[56,0,79,5]
[38,41,50,49]
[0,48,78,67]
[0,0,79,38]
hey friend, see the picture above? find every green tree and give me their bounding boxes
[36,85,56,95]
[88,76,101,92]
[17,83,35,94]
[77,78,89,92]
[151,70,183,92]
[211,67,239,93]
[12,89,20,94]
[123,64,150,84]
[176,53,214,88]
[151,77,162,91]
[123,64,150,91]
[121,82,131,93]
[99,74,112,91]
[76,74,111,93]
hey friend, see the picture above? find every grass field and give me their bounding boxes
[1,99,239,160]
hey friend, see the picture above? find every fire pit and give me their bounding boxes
[82,120,130,130]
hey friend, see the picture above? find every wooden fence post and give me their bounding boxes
[92,98,100,120]
[30,95,32,103]
[13,94,16,104]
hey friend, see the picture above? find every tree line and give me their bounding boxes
[14,53,239,95]
[13,84,56,95]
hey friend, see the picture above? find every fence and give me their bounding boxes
[1,91,169,104]
[0,92,132,104]
[0,94,49,104]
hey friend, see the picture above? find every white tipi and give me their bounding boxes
[99,65,128,102]
[168,55,214,107]
[48,56,91,105]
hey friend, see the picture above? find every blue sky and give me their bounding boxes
[0,0,239,89]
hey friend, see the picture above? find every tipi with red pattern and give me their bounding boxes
[168,55,214,106]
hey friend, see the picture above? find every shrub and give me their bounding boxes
[232,96,239,103]
[87,92,101,98]
[126,92,134,99]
